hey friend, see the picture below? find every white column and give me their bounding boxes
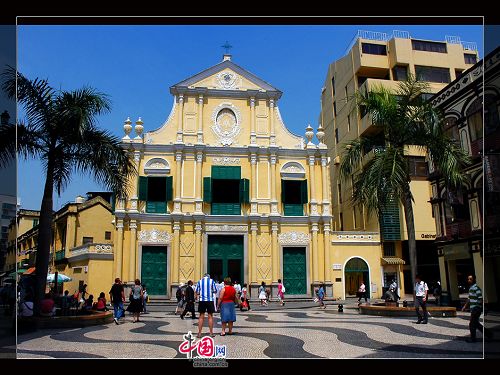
[177,94,184,143]
[195,223,202,281]
[269,99,276,146]
[129,221,137,282]
[250,154,258,214]
[129,151,141,212]
[197,94,204,144]
[311,223,319,283]
[271,223,279,282]
[308,154,318,216]
[250,223,258,283]
[250,97,256,145]
[270,154,278,215]
[173,151,182,214]
[323,223,331,282]
[321,156,330,216]
[195,151,203,213]
[172,222,180,283]
[114,221,124,280]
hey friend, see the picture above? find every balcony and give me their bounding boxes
[67,243,113,261]
[445,222,472,240]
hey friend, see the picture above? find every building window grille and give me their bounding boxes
[411,40,447,53]
[361,42,387,55]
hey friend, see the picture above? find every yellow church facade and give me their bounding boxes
[114,55,338,299]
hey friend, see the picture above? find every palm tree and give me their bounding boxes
[0,67,136,315]
[340,75,470,296]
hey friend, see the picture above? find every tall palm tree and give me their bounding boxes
[0,67,136,315]
[340,75,470,296]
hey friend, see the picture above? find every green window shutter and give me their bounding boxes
[212,166,241,180]
[138,176,148,201]
[301,180,308,204]
[281,180,287,203]
[166,176,173,202]
[239,179,250,203]
[203,177,212,203]
[111,194,116,212]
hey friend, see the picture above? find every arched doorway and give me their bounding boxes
[344,257,370,298]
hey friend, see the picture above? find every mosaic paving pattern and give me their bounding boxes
[17,307,496,359]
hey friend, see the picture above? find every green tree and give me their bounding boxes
[340,75,470,295]
[0,67,135,315]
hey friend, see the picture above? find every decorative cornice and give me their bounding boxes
[205,224,248,232]
[138,228,173,244]
[278,231,310,245]
[212,157,240,165]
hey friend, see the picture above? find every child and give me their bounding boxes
[259,282,268,306]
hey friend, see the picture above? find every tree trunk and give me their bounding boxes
[402,188,417,302]
[33,161,54,316]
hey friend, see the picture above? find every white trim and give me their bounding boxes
[342,255,371,301]
[144,158,170,175]
[280,161,306,179]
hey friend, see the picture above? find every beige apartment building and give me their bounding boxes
[320,30,479,296]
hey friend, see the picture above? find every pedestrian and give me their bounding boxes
[240,283,251,311]
[214,279,222,312]
[259,282,268,306]
[174,283,185,315]
[414,274,429,324]
[142,285,148,314]
[127,279,144,323]
[357,280,368,304]
[94,292,107,311]
[462,274,494,343]
[234,280,242,299]
[218,277,237,336]
[40,293,56,317]
[61,290,71,316]
[109,278,125,325]
[277,279,285,306]
[81,283,88,302]
[317,283,326,309]
[195,273,218,338]
[180,280,197,320]
[433,281,442,306]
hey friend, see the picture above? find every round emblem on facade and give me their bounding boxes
[217,71,238,90]
[211,102,242,146]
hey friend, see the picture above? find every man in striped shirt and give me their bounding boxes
[195,273,218,338]
[462,274,493,343]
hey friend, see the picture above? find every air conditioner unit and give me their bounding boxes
[83,266,88,273]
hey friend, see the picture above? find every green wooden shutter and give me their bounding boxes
[301,180,308,204]
[203,177,212,203]
[239,179,250,203]
[281,180,287,203]
[166,176,173,202]
[138,176,148,201]
[111,193,116,212]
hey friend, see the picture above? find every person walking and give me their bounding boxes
[128,279,144,323]
[240,283,251,311]
[277,279,285,306]
[462,274,493,343]
[174,283,185,315]
[414,274,429,324]
[195,273,218,338]
[109,278,125,325]
[259,282,268,306]
[218,277,237,336]
[317,283,326,309]
[433,281,442,306]
[357,280,368,304]
[180,280,197,320]
[142,285,148,314]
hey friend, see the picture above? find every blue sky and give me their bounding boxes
[17,24,483,211]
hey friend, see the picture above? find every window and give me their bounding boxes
[32,219,39,228]
[383,242,396,257]
[138,176,173,213]
[411,40,447,53]
[464,53,477,64]
[281,180,308,216]
[353,207,357,229]
[344,85,349,100]
[339,212,344,231]
[455,69,464,79]
[338,183,342,204]
[333,101,337,116]
[444,117,459,141]
[331,76,335,96]
[408,156,428,177]
[347,114,351,132]
[485,94,500,136]
[466,98,483,142]
[204,166,249,215]
[392,65,408,81]
[357,76,367,87]
[415,66,451,83]
[361,42,387,55]
[105,231,111,240]
[83,237,93,245]
[335,128,339,144]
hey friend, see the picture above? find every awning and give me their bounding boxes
[382,257,406,265]
[23,267,36,275]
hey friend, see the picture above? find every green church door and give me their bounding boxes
[207,236,244,284]
[283,247,307,295]
[141,246,168,296]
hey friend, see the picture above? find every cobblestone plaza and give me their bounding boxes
[16,303,498,359]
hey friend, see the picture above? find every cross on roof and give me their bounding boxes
[221,41,233,54]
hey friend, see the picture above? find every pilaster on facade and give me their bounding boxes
[269,99,276,146]
[250,97,257,145]
[197,94,204,144]
[176,94,184,143]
